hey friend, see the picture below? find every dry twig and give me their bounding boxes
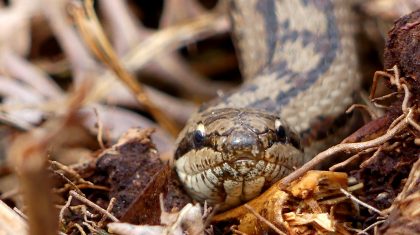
[339,188,386,216]
[69,190,119,222]
[244,204,287,235]
[280,111,410,186]
[70,0,180,136]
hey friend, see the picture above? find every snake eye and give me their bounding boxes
[193,123,206,146]
[275,119,286,140]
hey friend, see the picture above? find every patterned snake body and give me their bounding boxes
[175,0,360,210]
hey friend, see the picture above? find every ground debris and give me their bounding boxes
[108,199,205,235]
[379,158,420,234]
[213,171,357,235]
[54,128,191,234]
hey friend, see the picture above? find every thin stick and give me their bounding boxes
[73,223,87,235]
[59,195,73,223]
[98,197,117,228]
[346,104,378,120]
[329,147,376,171]
[370,71,395,99]
[50,161,94,186]
[371,92,399,102]
[340,188,386,217]
[69,190,119,222]
[53,171,84,195]
[407,111,420,131]
[360,147,383,168]
[280,112,409,186]
[357,220,385,235]
[82,222,98,234]
[329,153,364,171]
[401,84,410,112]
[13,207,28,220]
[244,204,287,235]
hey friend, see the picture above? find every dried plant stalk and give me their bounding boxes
[70,0,180,136]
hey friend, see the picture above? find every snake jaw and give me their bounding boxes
[232,159,256,175]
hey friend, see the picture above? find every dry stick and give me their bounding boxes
[370,65,402,100]
[70,1,179,136]
[279,112,409,186]
[340,188,386,217]
[371,92,399,102]
[406,108,420,131]
[50,161,93,186]
[346,104,378,120]
[389,65,402,90]
[73,223,87,235]
[401,84,410,112]
[13,207,28,220]
[329,148,376,171]
[358,220,386,235]
[69,190,119,222]
[244,204,287,235]
[82,222,98,234]
[98,197,117,228]
[44,0,196,123]
[53,171,84,195]
[59,195,73,223]
[370,71,395,99]
[79,205,97,223]
[360,147,383,168]
[408,117,420,132]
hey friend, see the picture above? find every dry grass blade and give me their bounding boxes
[70,0,179,136]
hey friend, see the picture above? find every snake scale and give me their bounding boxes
[175,0,360,210]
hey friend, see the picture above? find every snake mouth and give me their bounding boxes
[227,150,262,163]
[227,152,262,176]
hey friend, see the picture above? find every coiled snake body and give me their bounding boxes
[175,0,360,210]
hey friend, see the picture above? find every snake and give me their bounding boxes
[174,0,360,210]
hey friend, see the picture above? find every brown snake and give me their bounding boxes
[175,0,360,210]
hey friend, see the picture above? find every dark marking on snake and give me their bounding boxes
[256,0,278,66]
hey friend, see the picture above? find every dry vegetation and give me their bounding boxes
[0,0,419,235]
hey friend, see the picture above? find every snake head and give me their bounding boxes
[175,108,304,210]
